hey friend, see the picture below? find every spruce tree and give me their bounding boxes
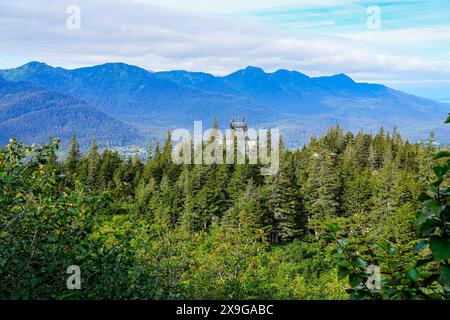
[86,137,100,187]
[268,156,300,243]
[342,167,374,216]
[303,152,341,240]
[66,135,81,175]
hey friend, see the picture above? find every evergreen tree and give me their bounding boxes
[99,149,121,189]
[66,135,81,174]
[303,152,341,240]
[342,167,374,216]
[180,165,208,231]
[86,137,101,187]
[154,174,181,227]
[268,154,301,243]
[352,132,372,167]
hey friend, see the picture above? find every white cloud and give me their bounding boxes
[132,0,348,14]
[0,0,449,90]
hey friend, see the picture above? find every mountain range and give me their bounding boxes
[0,61,449,148]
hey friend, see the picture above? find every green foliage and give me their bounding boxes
[0,139,155,299]
[326,119,450,300]
[1,118,448,300]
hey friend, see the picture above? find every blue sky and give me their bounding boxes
[250,1,449,30]
[0,0,450,99]
[249,1,450,58]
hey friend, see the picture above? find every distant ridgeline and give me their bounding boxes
[0,61,449,148]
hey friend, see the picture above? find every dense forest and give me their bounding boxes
[0,119,449,300]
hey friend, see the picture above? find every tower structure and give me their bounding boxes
[229,117,250,159]
[229,117,248,132]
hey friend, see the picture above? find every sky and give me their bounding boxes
[0,0,450,100]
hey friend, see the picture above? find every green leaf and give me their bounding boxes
[349,274,362,287]
[428,199,444,215]
[416,210,432,226]
[337,239,348,246]
[406,268,419,282]
[31,278,39,287]
[417,215,440,236]
[387,247,397,255]
[357,245,370,253]
[433,165,448,177]
[445,113,450,124]
[335,258,351,268]
[325,222,340,232]
[434,151,450,160]
[352,257,368,268]
[419,271,433,278]
[439,264,450,286]
[418,193,432,202]
[429,236,450,261]
[338,267,351,280]
[414,240,428,253]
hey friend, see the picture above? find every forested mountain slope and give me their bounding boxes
[0,77,142,147]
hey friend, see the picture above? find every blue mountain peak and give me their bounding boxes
[240,66,266,76]
[245,66,265,72]
[333,73,355,82]
[224,66,267,81]
[273,69,310,80]
[20,61,53,71]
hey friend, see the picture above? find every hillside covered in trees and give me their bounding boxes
[0,121,449,300]
[0,77,143,147]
